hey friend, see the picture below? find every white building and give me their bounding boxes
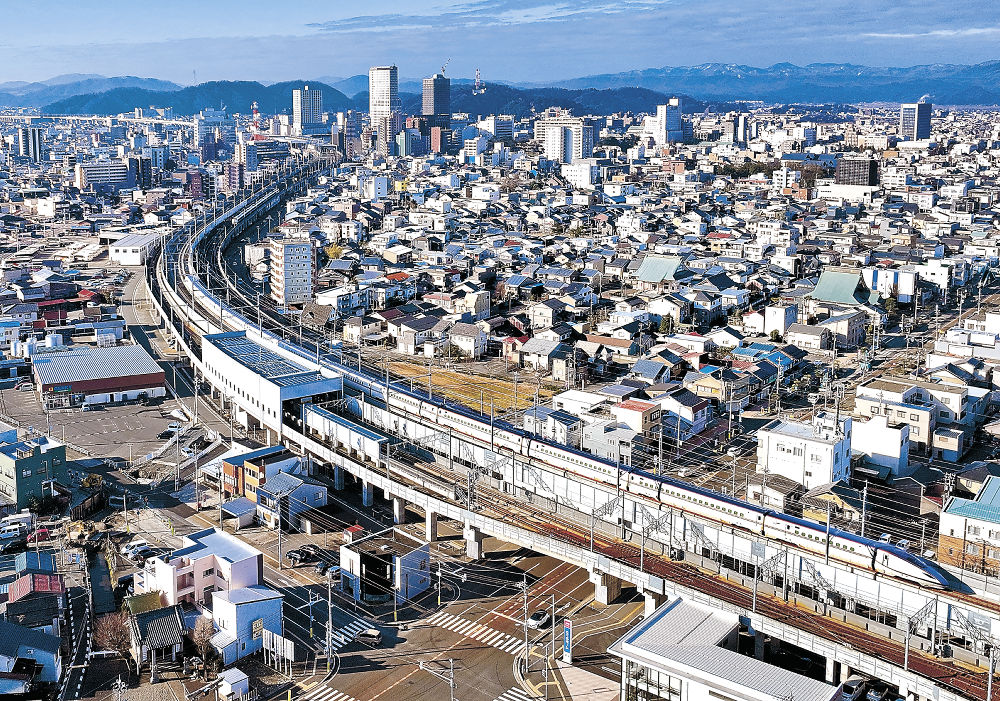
[109,232,159,266]
[852,415,910,476]
[610,597,838,701]
[200,332,342,443]
[756,411,852,489]
[539,116,594,164]
[643,98,684,146]
[136,527,264,607]
[292,85,324,135]
[269,235,314,306]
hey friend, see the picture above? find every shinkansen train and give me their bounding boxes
[357,369,953,591]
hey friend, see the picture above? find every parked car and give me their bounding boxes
[526,610,551,629]
[120,539,148,557]
[157,430,175,440]
[300,544,322,557]
[286,549,313,565]
[840,676,869,701]
[0,537,26,554]
[129,546,154,563]
[27,528,49,544]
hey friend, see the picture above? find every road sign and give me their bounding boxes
[562,619,572,663]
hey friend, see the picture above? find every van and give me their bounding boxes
[355,628,382,646]
[840,676,869,701]
[0,524,24,539]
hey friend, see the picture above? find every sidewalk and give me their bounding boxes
[553,659,619,701]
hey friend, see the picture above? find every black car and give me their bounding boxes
[286,549,313,565]
[300,544,322,557]
[0,537,27,554]
[314,560,331,576]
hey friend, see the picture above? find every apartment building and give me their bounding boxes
[136,527,264,607]
[939,475,1000,575]
[269,235,315,306]
[756,412,852,490]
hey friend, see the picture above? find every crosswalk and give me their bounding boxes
[327,618,369,652]
[492,688,535,701]
[300,685,360,701]
[425,610,525,655]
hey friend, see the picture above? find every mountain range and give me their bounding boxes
[0,75,180,108]
[540,62,1000,105]
[41,79,712,119]
[8,61,1000,116]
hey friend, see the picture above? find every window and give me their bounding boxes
[204,568,215,577]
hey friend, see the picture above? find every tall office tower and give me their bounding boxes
[269,235,315,306]
[834,158,880,186]
[900,102,932,140]
[649,98,683,146]
[17,127,44,162]
[422,73,451,129]
[292,85,324,135]
[538,116,594,163]
[369,65,401,153]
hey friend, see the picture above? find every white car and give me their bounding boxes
[121,539,148,556]
[526,610,551,629]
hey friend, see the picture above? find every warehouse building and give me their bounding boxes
[30,344,166,409]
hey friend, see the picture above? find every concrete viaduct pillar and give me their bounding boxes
[332,465,345,491]
[464,524,484,559]
[392,496,406,525]
[361,480,374,508]
[590,570,622,605]
[425,511,438,542]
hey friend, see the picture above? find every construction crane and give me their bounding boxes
[440,58,451,76]
[472,68,486,95]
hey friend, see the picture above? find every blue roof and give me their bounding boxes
[946,475,1000,523]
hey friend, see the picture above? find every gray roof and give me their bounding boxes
[134,605,184,649]
[32,344,162,386]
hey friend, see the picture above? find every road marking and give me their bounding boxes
[328,618,369,651]
[492,688,534,701]
[300,686,359,701]
[425,610,525,655]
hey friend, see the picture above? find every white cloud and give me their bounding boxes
[862,26,1000,39]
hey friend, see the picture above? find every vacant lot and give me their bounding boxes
[388,361,554,413]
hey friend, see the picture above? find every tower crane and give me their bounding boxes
[441,58,451,76]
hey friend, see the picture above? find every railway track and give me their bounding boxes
[154,165,1000,701]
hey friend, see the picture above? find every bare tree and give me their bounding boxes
[192,616,215,677]
[95,611,133,673]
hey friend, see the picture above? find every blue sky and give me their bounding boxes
[1,0,998,84]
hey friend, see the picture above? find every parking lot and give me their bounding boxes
[0,385,186,460]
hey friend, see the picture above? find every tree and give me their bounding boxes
[192,616,215,676]
[324,243,344,260]
[658,316,675,335]
[769,330,782,343]
[95,611,133,673]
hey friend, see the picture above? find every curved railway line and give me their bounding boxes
[149,158,1000,700]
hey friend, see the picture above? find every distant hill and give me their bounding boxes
[42,78,711,118]
[0,76,180,107]
[44,80,352,116]
[544,62,1000,104]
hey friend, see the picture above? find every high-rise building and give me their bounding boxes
[538,116,594,164]
[75,160,129,191]
[834,158,879,186]
[194,108,236,146]
[127,155,153,189]
[292,85,324,135]
[235,140,259,172]
[900,102,931,140]
[422,73,450,129]
[17,127,44,163]
[369,66,401,153]
[269,235,315,306]
[646,98,683,146]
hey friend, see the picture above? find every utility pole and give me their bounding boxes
[860,482,868,539]
[418,659,457,701]
[523,572,529,674]
[326,569,333,670]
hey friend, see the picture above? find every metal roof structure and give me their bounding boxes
[204,332,327,387]
[32,344,162,386]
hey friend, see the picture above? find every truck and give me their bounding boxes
[0,511,35,534]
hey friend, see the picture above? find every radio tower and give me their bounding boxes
[250,101,260,135]
[473,68,486,95]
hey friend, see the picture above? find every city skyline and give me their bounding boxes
[0,0,998,84]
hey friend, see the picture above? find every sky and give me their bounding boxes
[1,0,998,85]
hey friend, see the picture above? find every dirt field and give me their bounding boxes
[388,361,554,412]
